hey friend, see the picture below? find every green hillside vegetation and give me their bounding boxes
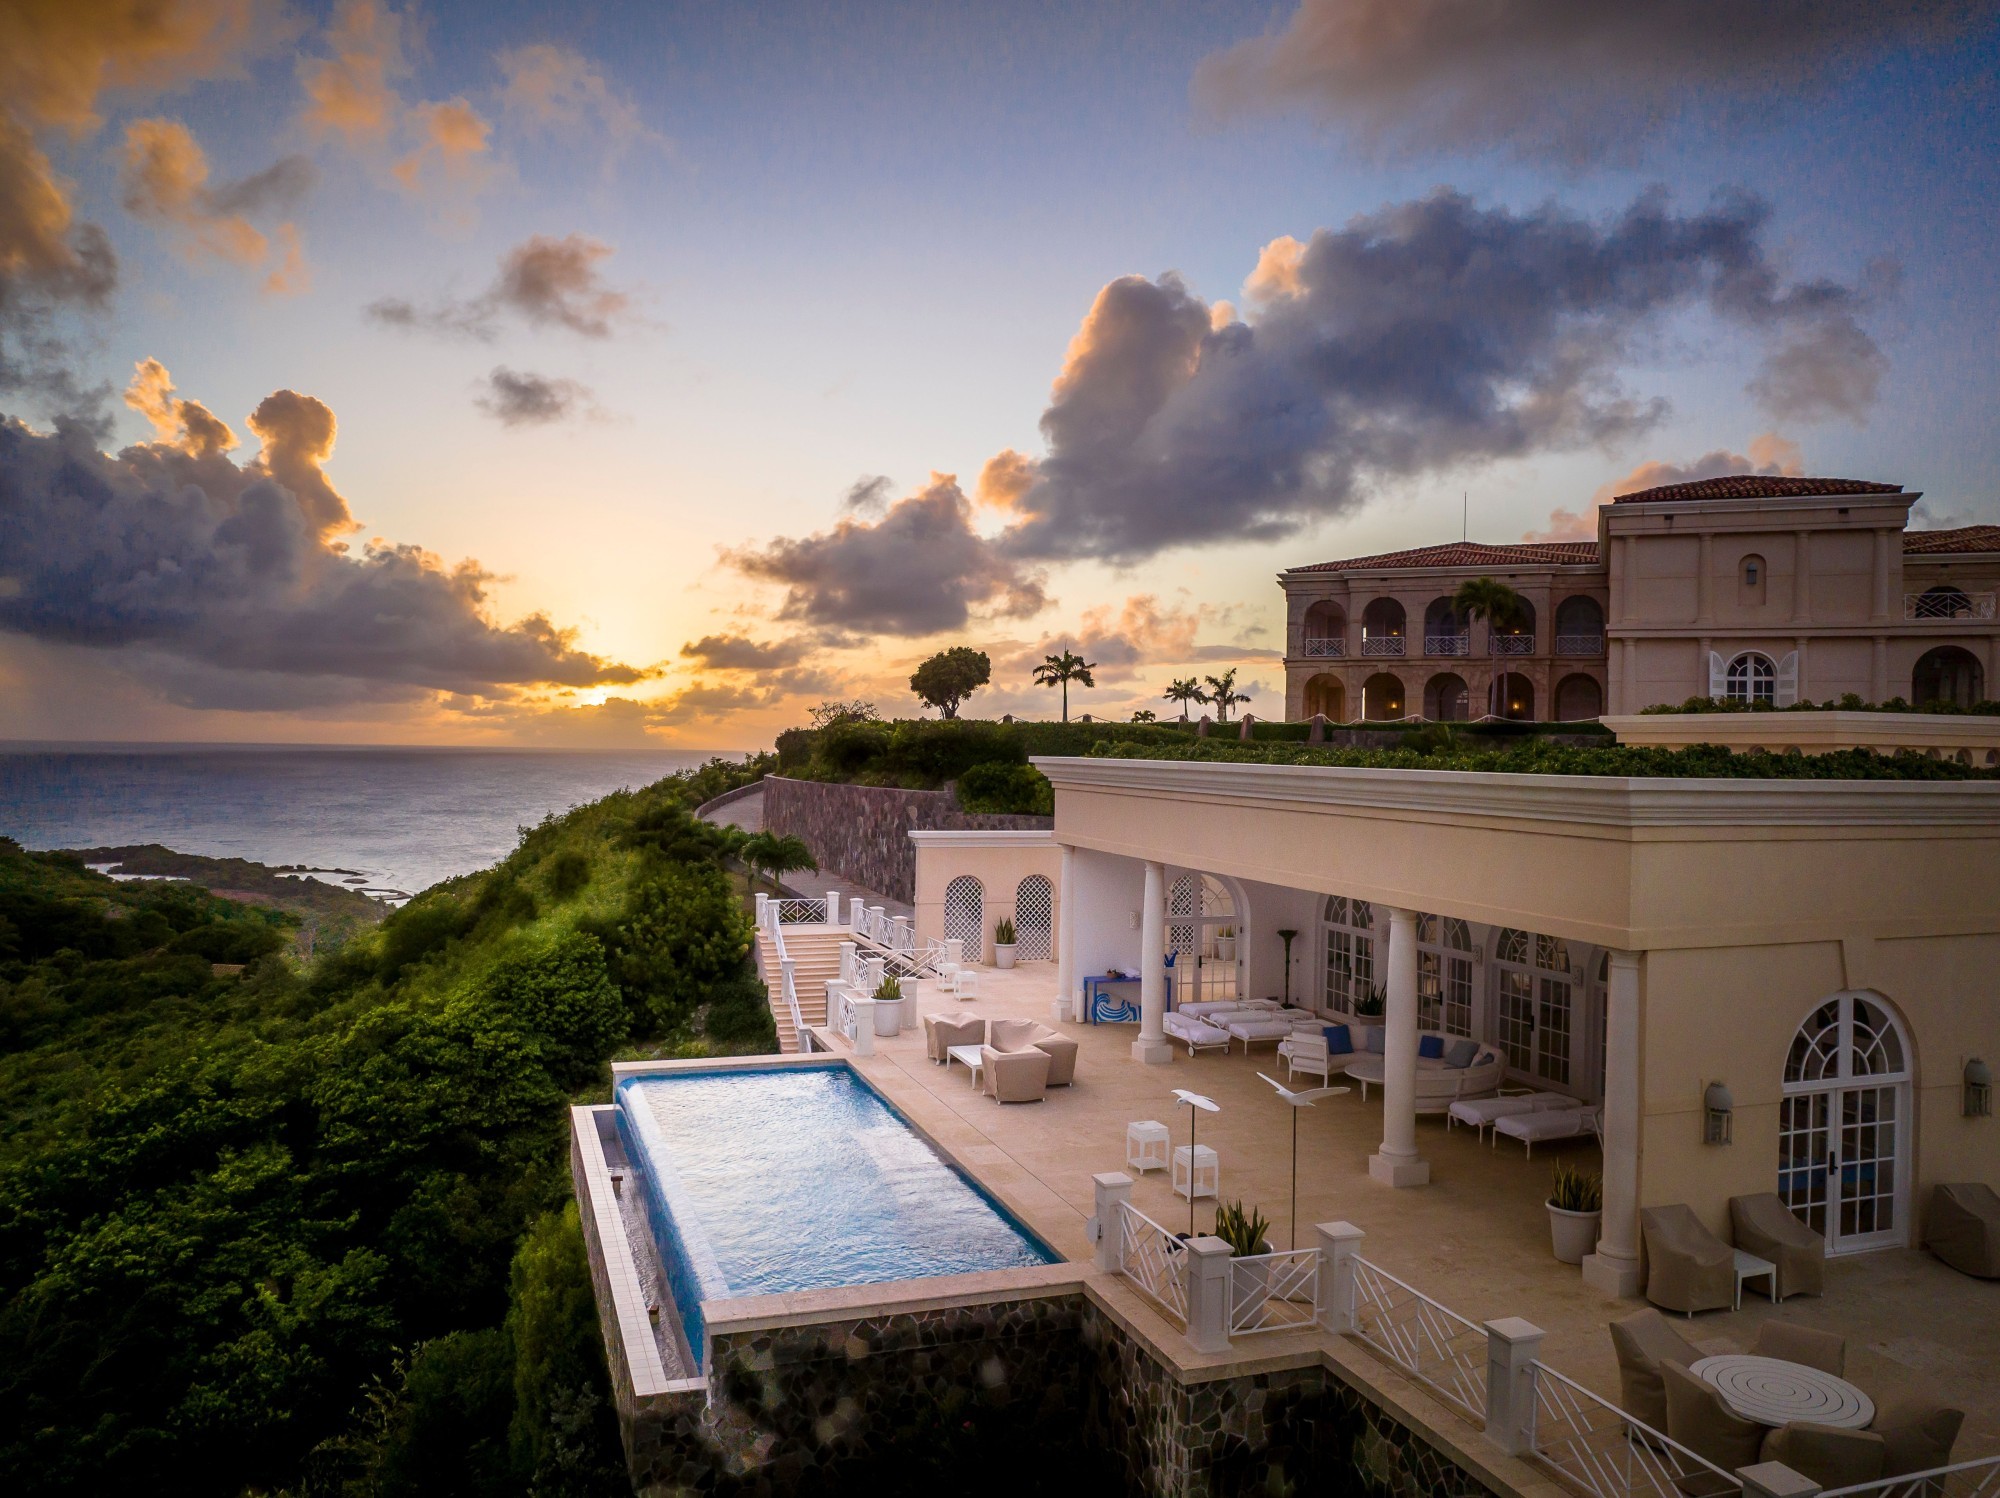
[59,843,389,945]
[0,756,771,1496]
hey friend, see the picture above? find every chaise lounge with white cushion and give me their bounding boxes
[1446,1091,1574,1140]
[1345,1031,1505,1113]
[1221,1006,1323,1052]
[1163,1010,1232,1055]
[1491,1103,1600,1157]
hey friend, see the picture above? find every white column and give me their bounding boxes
[1482,1317,1546,1456]
[1057,843,1078,1021]
[1134,860,1171,1064]
[1793,529,1813,623]
[1183,1236,1233,1354]
[1315,1221,1364,1334]
[1091,1171,1133,1273]
[1584,947,1644,1297]
[1369,905,1429,1186]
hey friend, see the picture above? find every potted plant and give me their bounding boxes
[871,974,906,1037]
[1350,983,1386,1049]
[1214,925,1237,962]
[1547,1160,1603,1265]
[993,918,1017,970]
[1215,1199,1273,1319]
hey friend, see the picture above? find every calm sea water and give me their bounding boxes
[0,745,725,899]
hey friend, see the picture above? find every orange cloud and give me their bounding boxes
[298,0,408,143]
[263,221,309,296]
[497,43,657,149]
[1523,434,1805,541]
[246,387,357,540]
[1244,234,1307,302]
[391,96,493,195]
[123,357,238,457]
[975,448,1036,510]
[120,118,265,263]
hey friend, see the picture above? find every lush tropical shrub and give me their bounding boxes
[955,761,1054,814]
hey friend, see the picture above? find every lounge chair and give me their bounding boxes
[1759,1424,1886,1488]
[1870,1393,1964,1477]
[1641,1204,1735,1316]
[1163,1010,1231,1055]
[987,1017,1077,1085]
[1608,1308,1702,1432]
[1222,1012,1300,1051]
[1491,1105,1598,1158]
[1924,1182,2000,1278]
[923,1011,984,1063]
[1752,1322,1844,1376]
[1446,1091,1572,1140]
[1662,1362,1766,1481]
[1730,1192,1825,1299]
[978,1043,1050,1102]
[1277,1031,1336,1085]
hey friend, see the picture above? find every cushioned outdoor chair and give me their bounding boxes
[1608,1308,1703,1432]
[1870,1392,1964,1478]
[1642,1205,1736,1316]
[1662,1362,1766,1487]
[1752,1322,1844,1377]
[1025,1024,1078,1086]
[987,1017,1039,1051]
[1924,1182,2000,1278]
[1730,1193,1825,1299]
[1760,1423,1886,1489]
[923,1011,984,1063]
[1277,1031,1332,1086]
[978,1043,1050,1102]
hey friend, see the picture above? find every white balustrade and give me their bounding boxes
[1302,636,1347,657]
[1489,633,1536,655]
[1226,1246,1321,1336]
[1819,1456,2000,1498]
[1526,1359,1735,1498]
[1117,1203,1190,1327]
[1424,633,1471,656]
[1555,633,1605,655]
[1360,635,1406,657]
[1906,590,1998,620]
[1347,1254,1489,1422]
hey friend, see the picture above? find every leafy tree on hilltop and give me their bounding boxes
[1032,649,1096,723]
[740,831,818,895]
[909,647,991,718]
[807,699,878,730]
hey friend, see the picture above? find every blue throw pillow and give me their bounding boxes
[1363,1026,1386,1054]
[1443,1038,1481,1069]
[1323,1024,1353,1056]
[1418,1034,1444,1060]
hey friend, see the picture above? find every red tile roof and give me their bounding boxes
[1291,540,1600,574]
[1903,524,2000,556]
[1611,475,1904,504]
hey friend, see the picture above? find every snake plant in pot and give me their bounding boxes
[993,917,1017,969]
[1215,1199,1274,1318]
[871,973,907,1037]
[1547,1159,1603,1265]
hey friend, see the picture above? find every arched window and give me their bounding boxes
[1361,597,1407,653]
[1488,597,1536,654]
[1725,652,1776,705]
[1554,673,1603,721]
[1302,600,1346,656]
[1416,913,1474,1036]
[944,876,984,951]
[1912,646,1984,709]
[1554,594,1604,642]
[1912,585,1973,619]
[1424,598,1469,655]
[1424,672,1469,721]
[1491,928,1575,1087]
[1013,875,1053,960]
[1780,993,1912,1252]
[1320,895,1374,1013]
[1740,554,1767,606]
[1361,672,1405,719]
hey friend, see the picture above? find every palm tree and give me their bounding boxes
[1162,677,1203,721]
[1451,577,1530,718]
[741,831,818,894]
[1202,667,1250,723]
[1033,649,1097,722]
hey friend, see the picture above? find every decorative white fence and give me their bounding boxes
[1228,1246,1321,1336]
[1348,1254,1489,1424]
[851,902,948,977]
[1118,1204,1189,1326]
[1527,1359,1733,1498]
[772,896,829,925]
[1424,632,1471,657]
[756,899,807,1045]
[1361,636,1407,657]
[1824,1457,2000,1498]
[1906,589,1997,620]
[1555,632,1606,655]
[1302,636,1347,657]
[1490,633,1536,655]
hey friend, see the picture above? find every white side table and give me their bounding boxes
[1126,1120,1170,1174]
[1173,1144,1219,1201]
[1732,1249,1777,1311]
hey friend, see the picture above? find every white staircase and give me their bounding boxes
[755,927,845,1053]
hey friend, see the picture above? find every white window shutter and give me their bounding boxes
[1708,651,1727,697]
[1776,651,1799,706]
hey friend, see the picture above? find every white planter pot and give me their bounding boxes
[994,943,1017,970]
[1215,938,1237,962]
[1548,1204,1601,1265]
[872,997,906,1037]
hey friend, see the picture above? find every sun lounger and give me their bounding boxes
[1446,1091,1573,1139]
[1222,1014,1298,1051]
[1491,1104,1600,1157]
[1179,999,1277,1019]
[1163,1011,1232,1055]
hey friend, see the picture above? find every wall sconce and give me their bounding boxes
[1967,1058,1993,1118]
[1703,1081,1734,1146]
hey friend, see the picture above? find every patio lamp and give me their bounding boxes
[1276,929,1299,1007]
[1966,1057,1993,1118]
[1703,1080,1734,1145]
[1171,1088,1219,1240]
[1257,1073,1349,1250]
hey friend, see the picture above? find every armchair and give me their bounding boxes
[1641,1204,1735,1316]
[979,1043,1051,1102]
[1730,1192,1824,1298]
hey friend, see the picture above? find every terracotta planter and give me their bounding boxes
[994,943,1017,970]
[1548,1203,1601,1265]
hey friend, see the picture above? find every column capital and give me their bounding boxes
[1605,947,1641,973]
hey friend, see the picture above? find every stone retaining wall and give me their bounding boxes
[761,776,1051,905]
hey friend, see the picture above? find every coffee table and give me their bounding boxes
[945,1044,985,1086]
[1689,1355,1874,1428]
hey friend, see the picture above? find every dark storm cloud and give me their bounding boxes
[726,474,1048,637]
[679,634,812,670]
[0,372,645,710]
[992,189,1891,565]
[475,367,594,426]
[1195,0,1991,165]
[367,233,634,340]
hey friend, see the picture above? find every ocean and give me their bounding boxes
[0,745,728,900]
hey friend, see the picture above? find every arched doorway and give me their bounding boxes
[1416,913,1475,1037]
[1361,598,1406,654]
[1361,672,1405,719]
[1302,600,1346,656]
[1013,875,1053,960]
[1488,598,1537,656]
[1554,673,1603,721]
[1424,597,1469,655]
[1167,873,1239,1004]
[1319,895,1374,1014]
[1424,672,1469,721]
[944,876,984,953]
[1779,993,1913,1253]
[1912,646,1984,708]
[1554,595,1604,652]
[1496,672,1535,720]
[1492,929,1576,1092]
[1304,673,1345,719]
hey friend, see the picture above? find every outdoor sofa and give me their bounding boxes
[1345,1030,1504,1113]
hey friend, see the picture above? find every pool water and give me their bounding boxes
[615,1064,1058,1361]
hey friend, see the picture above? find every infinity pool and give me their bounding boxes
[615,1064,1058,1361]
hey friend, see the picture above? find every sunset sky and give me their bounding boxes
[5,1,1999,749]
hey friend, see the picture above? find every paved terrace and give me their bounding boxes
[821,962,2000,1457]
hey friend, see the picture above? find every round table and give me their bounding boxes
[1689,1355,1875,1429]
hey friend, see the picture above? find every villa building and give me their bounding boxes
[1281,476,2000,721]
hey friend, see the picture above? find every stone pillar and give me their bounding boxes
[1584,948,1644,1297]
[754,892,769,926]
[1183,1236,1233,1354]
[1134,861,1171,1064]
[1057,844,1078,1021]
[848,993,876,1055]
[1697,533,1713,624]
[1315,1221,1364,1333]
[1090,1171,1133,1273]
[1793,529,1813,623]
[1369,906,1429,1186]
[1483,1317,1545,1455]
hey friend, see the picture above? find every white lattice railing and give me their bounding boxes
[1823,1457,2000,1498]
[1527,1360,1733,1498]
[1348,1255,1488,1423]
[1302,636,1346,657]
[773,896,829,925]
[1424,633,1471,656]
[1119,1205,1189,1327]
[1555,632,1605,655]
[852,903,948,977]
[1490,632,1536,655]
[1228,1247,1320,1336]
[1906,589,1998,620]
[1360,635,1406,657]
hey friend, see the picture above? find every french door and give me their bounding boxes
[1779,1084,1905,1253]
[1494,963,1573,1087]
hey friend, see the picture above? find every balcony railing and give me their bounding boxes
[1302,636,1347,657]
[1424,632,1470,656]
[1554,632,1605,655]
[1906,590,1998,620]
[1489,633,1535,656]
[1360,635,1406,657]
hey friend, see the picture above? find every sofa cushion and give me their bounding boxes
[1444,1038,1481,1068]
[1363,1026,1385,1054]
[1324,1024,1353,1055]
[1418,1034,1444,1060]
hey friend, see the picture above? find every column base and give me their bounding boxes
[1131,1036,1173,1065]
[1367,1152,1430,1188]
[1581,1251,1643,1298]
